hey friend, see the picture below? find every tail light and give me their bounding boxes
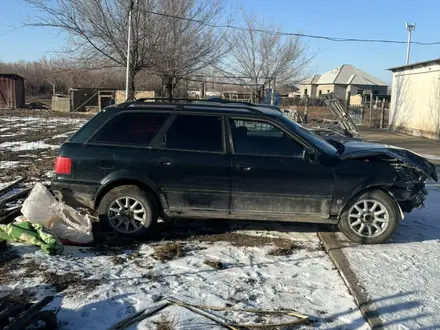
[54,156,72,175]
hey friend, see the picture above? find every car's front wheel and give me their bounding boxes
[98,185,158,238]
[339,190,400,244]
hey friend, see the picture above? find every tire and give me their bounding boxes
[98,185,158,238]
[338,190,400,244]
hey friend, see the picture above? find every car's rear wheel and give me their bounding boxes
[339,190,400,244]
[98,185,158,238]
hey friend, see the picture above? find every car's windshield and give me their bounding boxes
[279,114,339,156]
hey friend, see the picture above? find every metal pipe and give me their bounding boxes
[125,0,134,101]
[271,76,276,105]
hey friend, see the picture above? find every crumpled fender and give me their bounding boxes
[341,148,438,182]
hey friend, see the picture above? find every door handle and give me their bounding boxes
[237,163,253,171]
[159,159,172,167]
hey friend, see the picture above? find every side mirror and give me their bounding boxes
[303,148,319,163]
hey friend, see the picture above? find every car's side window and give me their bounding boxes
[92,113,169,145]
[230,118,304,157]
[161,114,222,152]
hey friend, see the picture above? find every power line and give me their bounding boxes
[140,9,440,46]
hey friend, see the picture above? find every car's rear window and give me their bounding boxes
[91,113,169,146]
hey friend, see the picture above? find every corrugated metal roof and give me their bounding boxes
[387,58,440,71]
[300,74,321,85]
[0,73,25,80]
[316,66,342,84]
[301,65,386,86]
[319,65,386,86]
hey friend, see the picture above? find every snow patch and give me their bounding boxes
[340,186,440,329]
[0,141,59,152]
[0,161,22,169]
[3,240,368,329]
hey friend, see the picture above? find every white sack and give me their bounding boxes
[21,183,93,244]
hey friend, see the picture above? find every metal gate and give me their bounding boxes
[348,107,363,125]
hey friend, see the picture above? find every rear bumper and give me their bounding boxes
[51,180,98,210]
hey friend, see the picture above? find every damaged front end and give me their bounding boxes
[389,163,429,212]
[342,144,437,213]
[385,147,437,212]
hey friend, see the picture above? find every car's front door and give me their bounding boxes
[228,117,335,221]
[147,113,230,216]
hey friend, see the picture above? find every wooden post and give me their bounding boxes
[380,98,385,129]
[369,92,373,125]
[304,96,308,124]
[360,94,365,124]
[375,96,379,109]
[201,82,206,99]
[346,91,351,112]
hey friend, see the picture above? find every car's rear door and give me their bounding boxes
[75,111,170,183]
[147,113,230,216]
[228,116,334,221]
[65,111,170,206]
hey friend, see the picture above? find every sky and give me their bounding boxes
[1,0,440,84]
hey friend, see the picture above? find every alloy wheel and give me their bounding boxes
[107,196,148,233]
[348,199,390,238]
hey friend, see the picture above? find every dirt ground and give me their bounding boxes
[0,110,91,181]
[359,127,440,164]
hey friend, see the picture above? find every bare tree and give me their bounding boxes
[22,0,228,100]
[146,0,229,98]
[23,0,161,99]
[220,12,312,100]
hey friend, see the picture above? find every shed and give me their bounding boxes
[388,58,440,140]
[55,88,156,112]
[0,74,25,109]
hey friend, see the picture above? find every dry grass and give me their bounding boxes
[203,258,224,269]
[284,105,337,121]
[0,110,90,183]
[42,272,83,293]
[189,232,292,248]
[0,257,100,293]
[267,242,299,256]
[154,314,177,330]
[152,242,185,262]
[0,109,93,119]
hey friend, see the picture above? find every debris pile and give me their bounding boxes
[0,179,93,253]
[110,297,309,330]
[0,178,30,224]
[0,294,56,330]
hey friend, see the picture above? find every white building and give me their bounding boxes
[388,58,440,140]
[300,64,388,100]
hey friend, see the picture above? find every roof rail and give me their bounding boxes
[132,97,280,109]
[127,97,280,116]
[133,98,205,103]
[203,97,281,110]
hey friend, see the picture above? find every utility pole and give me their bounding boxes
[125,0,135,101]
[405,23,416,65]
[271,76,276,105]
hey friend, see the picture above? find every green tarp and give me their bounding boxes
[0,222,63,255]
